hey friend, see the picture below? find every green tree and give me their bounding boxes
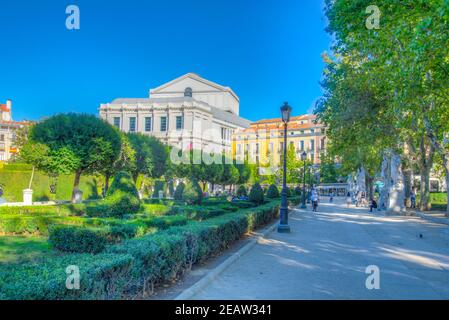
[102,132,136,195]
[220,160,240,193]
[29,114,121,202]
[127,133,168,182]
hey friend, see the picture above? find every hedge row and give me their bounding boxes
[0,199,302,299]
[0,204,86,216]
[47,214,188,253]
[0,211,182,237]
[0,253,133,300]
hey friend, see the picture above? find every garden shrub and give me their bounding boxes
[87,171,140,218]
[0,214,87,236]
[236,185,247,197]
[0,253,133,300]
[186,208,227,221]
[232,201,256,209]
[173,182,185,201]
[183,180,203,205]
[1,201,282,299]
[294,186,302,196]
[141,215,188,230]
[266,184,280,198]
[49,225,108,254]
[249,183,264,205]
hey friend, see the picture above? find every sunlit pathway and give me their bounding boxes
[191,198,449,299]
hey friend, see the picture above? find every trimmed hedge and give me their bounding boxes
[49,226,109,254]
[0,204,86,216]
[0,214,85,236]
[266,184,280,198]
[1,201,283,299]
[236,185,247,197]
[0,253,133,300]
[249,183,264,204]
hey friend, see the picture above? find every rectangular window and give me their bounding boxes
[300,140,304,150]
[310,140,315,151]
[0,134,4,142]
[113,117,120,128]
[255,143,259,154]
[269,142,273,153]
[160,117,167,132]
[145,117,152,132]
[176,116,183,130]
[129,117,136,132]
[237,144,241,154]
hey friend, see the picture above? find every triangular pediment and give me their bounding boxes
[150,73,239,101]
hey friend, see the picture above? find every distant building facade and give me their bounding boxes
[99,73,251,154]
[232,114,327,167]
[0,100,29,161]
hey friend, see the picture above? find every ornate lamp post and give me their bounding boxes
[278,102,292,233]
[301,151,307,209]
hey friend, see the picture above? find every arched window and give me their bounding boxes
[184,87,192,97]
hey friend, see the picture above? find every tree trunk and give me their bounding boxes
[211,183,215,192]
[442,157,449,216]
[71,170,82,203]
[104,173,110,197]
[418,137,434,211]
[419,166,431,211]
[403,166,412,208]
[365,174,374,200]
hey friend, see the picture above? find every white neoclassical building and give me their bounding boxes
[99,73,251,154]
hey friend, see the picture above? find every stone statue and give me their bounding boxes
[378,150,406,213]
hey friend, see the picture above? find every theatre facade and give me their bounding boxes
[99,73,251,154]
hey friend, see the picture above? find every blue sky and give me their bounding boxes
[0,0,331,122]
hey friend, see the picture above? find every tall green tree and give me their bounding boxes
[127,133,168,182]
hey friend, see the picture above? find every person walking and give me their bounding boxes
[369,198,378,212]
[410,190,416,209]
[329,191,334,203]
[311,189,319,212]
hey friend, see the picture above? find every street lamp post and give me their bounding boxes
[301,151,307,209]
[278,102,292,233]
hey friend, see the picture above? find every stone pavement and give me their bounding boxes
[190,198,449,299]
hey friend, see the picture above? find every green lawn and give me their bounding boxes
[0,236,53,264]
[0,164,102,202]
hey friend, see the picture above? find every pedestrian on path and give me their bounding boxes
[369,198,378,212]
[311,189,319,212]
[411,190,416,209]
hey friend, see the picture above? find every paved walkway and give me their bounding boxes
[191,198,449,299]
